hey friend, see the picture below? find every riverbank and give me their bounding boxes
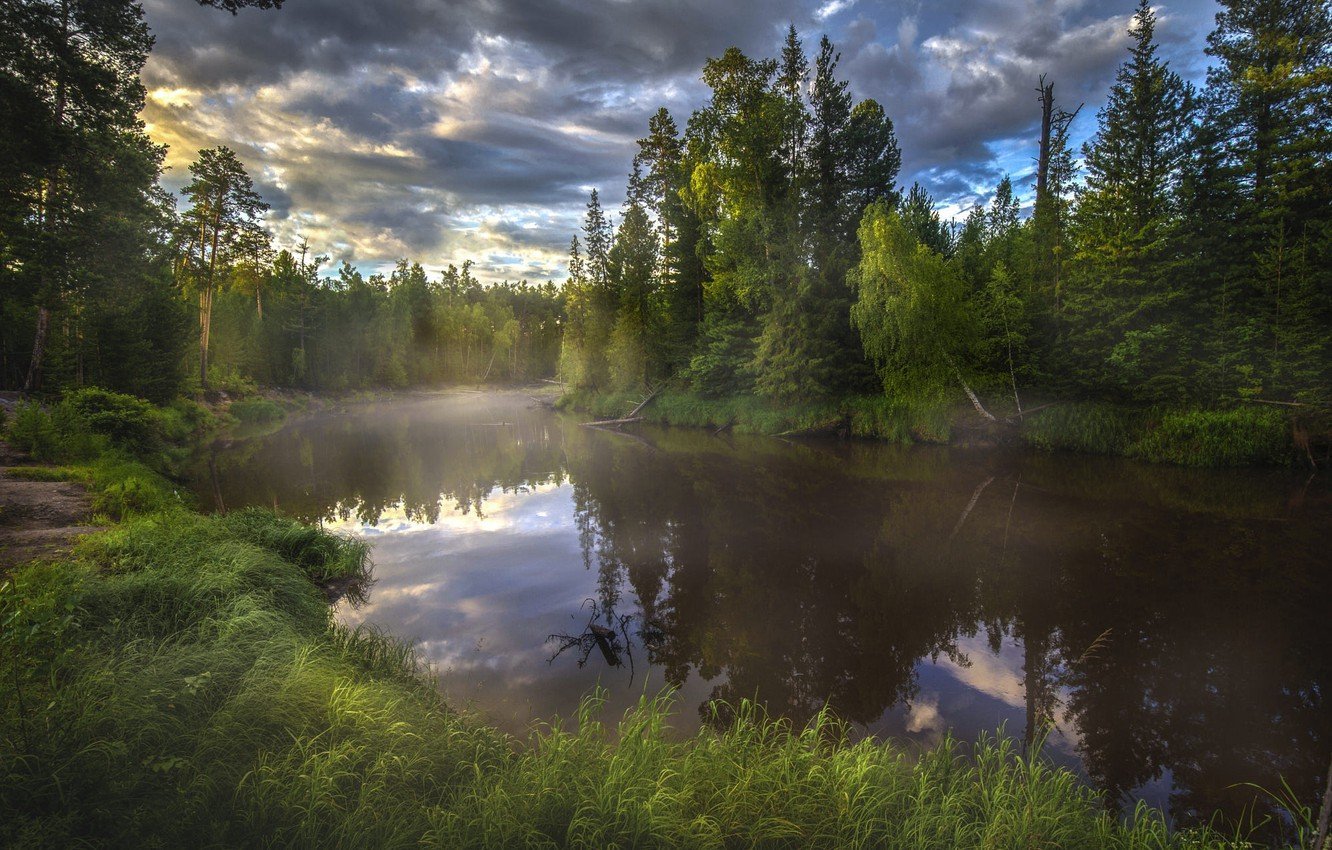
[0,390,1315,846]
[561,388,1324,468]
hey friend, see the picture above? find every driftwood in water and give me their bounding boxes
[589,624,621,666]
[582,416,644,428]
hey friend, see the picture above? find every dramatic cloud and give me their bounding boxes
[141,0,1218,282]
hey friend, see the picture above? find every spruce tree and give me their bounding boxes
[1063,0,1195,401]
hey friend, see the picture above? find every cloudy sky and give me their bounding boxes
[140,0,1219,283]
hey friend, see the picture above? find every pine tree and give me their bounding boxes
[178,147,269,389]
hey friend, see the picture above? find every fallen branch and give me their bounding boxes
[582,416,643,428]
[1006,401,1061,423]
[1236,397,1327,409]
[625,382,666,419]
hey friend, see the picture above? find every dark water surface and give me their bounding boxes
[190,390,1331,832]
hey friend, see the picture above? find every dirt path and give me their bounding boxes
[0,442,98,570]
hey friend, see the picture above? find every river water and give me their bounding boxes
[189,389,1331,833]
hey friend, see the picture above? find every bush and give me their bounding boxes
[7,401,59,460]
[56,387,165,458]
[1130,407,1292,467]
[229,398,285,424]
[161,397,218,442]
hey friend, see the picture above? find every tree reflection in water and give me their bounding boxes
[191,391,1332,838]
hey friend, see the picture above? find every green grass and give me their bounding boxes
[1129,407,1292,467]
[1022,402,1147,455]
[229,397,286,424]
[1021,403,1296,467]
[3,465,90,483]
[569,389,1301,468]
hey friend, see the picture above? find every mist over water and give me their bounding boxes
[190,389,1332,831]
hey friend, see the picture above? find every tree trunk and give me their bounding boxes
[943,351,997,421]
[200,190,224,389]
[22,306,50,392]
[1036,77,1054,208]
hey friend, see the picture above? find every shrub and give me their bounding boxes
[56,387,165,458]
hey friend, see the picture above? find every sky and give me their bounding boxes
[139,0,1220,284]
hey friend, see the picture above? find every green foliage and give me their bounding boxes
[219,508,370,583]
[229,398,285,424]
[846,395,953,443]
[1130,407,1292,467]
[1024,404,1294,467]
[850,203,978,402]
[6,402,60,460]
[56,387,165,457]
[3,465,89,483]
[88,454,184,520]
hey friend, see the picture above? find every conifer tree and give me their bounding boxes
[1063,0,1195,401]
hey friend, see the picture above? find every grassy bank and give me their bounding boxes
[562,389,1312,467]
[0,389,1315,846]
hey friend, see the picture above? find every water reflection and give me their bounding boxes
[190,390,1332,836]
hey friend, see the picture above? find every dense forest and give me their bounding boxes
[2,0,1329,435]
[561,1,1331,421]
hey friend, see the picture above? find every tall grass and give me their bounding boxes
[1022,403,1295,467]
[563,389,954,442]
[229,397,286,424]
[1129,407,1292,467]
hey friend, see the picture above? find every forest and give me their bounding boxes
[559,1,1331,448]
[2,0,1328,453]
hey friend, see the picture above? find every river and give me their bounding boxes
[189,389,1332,834]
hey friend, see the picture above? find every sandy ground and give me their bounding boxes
[0,441,97,570]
